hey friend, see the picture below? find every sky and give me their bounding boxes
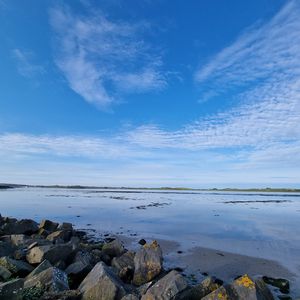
[0,0,300,188]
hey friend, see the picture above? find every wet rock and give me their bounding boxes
[26,259,53,279]
[262,276,290,294]
[230,275,274,300]
[0,265,12,281]
[121,294,139,300]
[26,244,73,265]
[39,219,59,232]
[177,276,222,300]
[133,240,163,286]
[24,267,69,292]
[112,251,135,272]
[0,256,34,276]
[0,278,24,300]
[40,289,82,300]
[141,270,188,300]
[138,239,147,246]
[201,286,231,300]
[47,230,73,243]
[1,219,38,235]
[58,222,73,231]
[102,238,125,257]
[79,261,127,300]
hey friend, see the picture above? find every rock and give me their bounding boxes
[0,265,12,281]
[37,228,50,238]
[39,219,59,232]
[0,278,24,300]
[133,240,163,286]
[121,294,139,300]
[112,251,135,272]
[102,238,125,257]
[58,222,73,231]
[24,267,69,292]
[1,219,38,235]
[26,244,73,265]
[201,286,231,300]
[14,248,27,260]
[229,275,274,300]
[262,276,289,294]
[55,260,67,270]
[40,289,82,300]
[47,230,72,242]
[138,239,147,246]
[141,270,188,300]
[0,256,34,276]
[119,266,134,283]
[0,241,15,257]
[79,261,127,300]
[177,276,222,300]
[26,259,53,279]
[6,234,29,246]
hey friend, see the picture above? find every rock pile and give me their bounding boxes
[0,214,290,299]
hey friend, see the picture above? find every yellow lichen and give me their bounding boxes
[235,275,255,289]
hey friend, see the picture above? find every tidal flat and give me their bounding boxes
[1,187,300,296]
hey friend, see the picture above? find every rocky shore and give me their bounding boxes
[0,214,294,300]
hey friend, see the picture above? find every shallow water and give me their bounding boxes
[1,187,300,285]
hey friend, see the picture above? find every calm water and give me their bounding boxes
[1,187,300,276]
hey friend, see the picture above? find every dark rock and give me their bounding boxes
[1,219,38,235]
[112,251,135,272]
[24,267,69,292]
[58,222,73,231]
[0,265,12,281]
[121,294,139,300]
[138,239,147,246]
[0,278,24,300]
[14,248,27,260]
[26,259,53,279]
[133,240,163,286]
[119,266,134,283]
[54,260,67,270]
[141,270,188,300]
[79,261,127,300]
[262,276,289,294]
[0,256,34,276]
[47,230,73,243]
[39,219,59,232]
[177,276,222,300]
[201,285,231,300]
[26,244,73,265]
[40,289,82,300]
[0,241,15,257]
[102,238,125,257]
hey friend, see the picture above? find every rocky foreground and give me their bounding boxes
[0,214,293,300]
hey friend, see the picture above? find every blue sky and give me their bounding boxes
[0,0,300,187]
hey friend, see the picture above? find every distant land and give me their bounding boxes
[0,183,300,193]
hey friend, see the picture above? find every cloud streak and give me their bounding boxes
[49,4,166,108]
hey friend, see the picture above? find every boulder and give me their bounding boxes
[133,240,163,286]
[0,265,12,281]
[24,267,69,292]
[26,244,73,265]
[262,276,289,294]
[47,230,73,243]
[0,241,15,257]
[121,294,139,300]
[5,234,29,246]
[40,289,82,300]
[141,270,188,300]
[102,238,125,257]
[229,274,274,300]
[1,219,38,235]
[0,256,34,277]
[112,251,135,272]
[0,278,24,300]
[26,259,52,279]
[79,261,127,300]
[58,222,73,231]
[177,276,222,300]
[39,219,59,232]
[201,286,231,300]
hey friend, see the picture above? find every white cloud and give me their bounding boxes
[12,49,45,78]
[49,5,166,109]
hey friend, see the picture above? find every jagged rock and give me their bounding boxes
[58,223,73,231]
[137,281,153,296]
[201,286,231,300]
[0,256,34,276]
[47,230,72,242]
[79,261,127,300]
[229,275,274,300]
[39,219,59,232]
[41,289,82,300]
[26,259,53,279]
[0,241,15,257]
[141,270,188,300]
[121,294,139,300]
[263,276,289,294]
[26,244,73,265]
[112,251,135,272]
[102,238,125,257]
[177,276,222,300]
[119,266,134,283]
[37,228,50,237]
[1,219,38,235]
[24,267,69,292]
[65,251,92,276]
[0,278,24,300]
[14,248,27,260]
[5,234,29,246]
[0,265,12,281]
[133,240,163,286]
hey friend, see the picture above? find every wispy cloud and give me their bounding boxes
[49,4,166,109]
[12,48,45,78]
